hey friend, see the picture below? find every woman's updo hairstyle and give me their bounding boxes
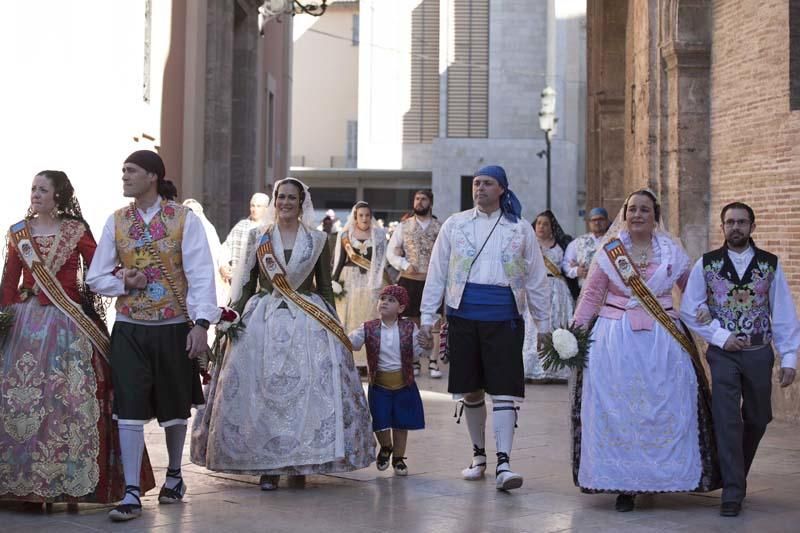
[278,178,306,207]
[622,189,661,223]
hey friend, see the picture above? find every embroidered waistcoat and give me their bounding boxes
[702,246,777,345]
[574,234,599,268]
[114,202,189,321]
[363,318,416,386]
[401,218,442,273]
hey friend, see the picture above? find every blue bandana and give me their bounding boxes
[589,207,608,219]
[474,165,522,222]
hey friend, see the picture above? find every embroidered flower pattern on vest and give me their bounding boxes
[703,249,776,344]
[402,218,441,272]
[114,202,189,321]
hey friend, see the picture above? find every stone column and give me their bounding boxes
[203,0,235,233]
[586,0,628,217]
[659,0,711,259]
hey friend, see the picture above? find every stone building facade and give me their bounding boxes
[0,0,291,238]
[357,0,587,232]
[587,0,800,421]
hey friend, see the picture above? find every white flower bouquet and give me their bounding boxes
[332,280,347,300]
[538,323,592,371]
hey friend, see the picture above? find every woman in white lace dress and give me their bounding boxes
[333,201,387,367]
[191,179,374,491]
[522,210,575,382]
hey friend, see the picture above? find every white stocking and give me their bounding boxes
[118,424,144,505]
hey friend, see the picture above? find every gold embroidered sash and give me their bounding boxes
[341,233,373,272]
[342,232,391,284]
[9,220,111,362]
[604,238,701,362]
[542,254,564,279]
[257,231,353,351]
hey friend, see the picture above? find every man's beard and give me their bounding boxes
[726,232,749,248]
[413,206,430,216]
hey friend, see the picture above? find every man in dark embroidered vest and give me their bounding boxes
[349,285,425,476]
[681,201,800,517]
[387,189,443,378]
[87,150,220,522]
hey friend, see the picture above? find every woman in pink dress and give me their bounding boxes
[570,190,718,512]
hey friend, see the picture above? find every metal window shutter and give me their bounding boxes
[403,0,441,144]
[446,0,489,138]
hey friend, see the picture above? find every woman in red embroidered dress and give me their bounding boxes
[0,171,154,508]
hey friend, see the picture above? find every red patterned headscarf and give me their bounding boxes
[379,284,409,308]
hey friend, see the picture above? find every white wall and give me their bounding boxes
[292,3,359,168]
[0,0,174,237]
[358,0,432,170]
[432,0,586,234]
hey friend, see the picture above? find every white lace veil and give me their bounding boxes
[574,189,691,315]
[229,178,317,303]
[332,201,388,289]
[263,178,317,228]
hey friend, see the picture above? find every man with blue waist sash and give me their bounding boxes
[418,165,551,491]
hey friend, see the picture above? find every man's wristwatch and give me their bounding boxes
[195,319,210,330]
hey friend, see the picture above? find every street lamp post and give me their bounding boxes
[538,87,557,210]
[259,0,328,33]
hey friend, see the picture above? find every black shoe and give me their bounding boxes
[720,501,741,517]
[615,494,635,512]
[376,446,392,471]
[158,468,186,504]
[392,457,408,476]
[108,485,142,522]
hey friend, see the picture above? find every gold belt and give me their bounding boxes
[374,369,406,390]
[399,271,428,281]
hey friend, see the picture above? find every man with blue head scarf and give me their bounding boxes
[562,206,609,288]
[418,164,551,491]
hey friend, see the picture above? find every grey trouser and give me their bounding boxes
[706,344,774,503]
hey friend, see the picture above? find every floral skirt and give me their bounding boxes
[191,292,375,475]
[0,299,155,503]
[336,265,381,367]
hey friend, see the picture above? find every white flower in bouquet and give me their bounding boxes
[552,328,579,360]
[332,280,343,295]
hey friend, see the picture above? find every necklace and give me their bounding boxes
[630,243,650,271]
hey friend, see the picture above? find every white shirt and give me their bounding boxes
[386,216,433,271]
[349,320,424,372]
[468,208,507,285]
[420,208,551,331]
[680,247,800,369]
[562,234,604,279]
[87,198,220,325]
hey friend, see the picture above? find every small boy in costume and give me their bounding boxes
[349,285,425,475]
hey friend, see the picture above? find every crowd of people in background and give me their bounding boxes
[1,152,797,521]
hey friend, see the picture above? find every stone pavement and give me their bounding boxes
[2,372,800,532]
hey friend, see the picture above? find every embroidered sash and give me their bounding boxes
[604,238,701,362]
[9,220,111,362]
[257,231,353,351]
[342,232,391,284]
[542,254,564,279]
[341,233,372,272]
